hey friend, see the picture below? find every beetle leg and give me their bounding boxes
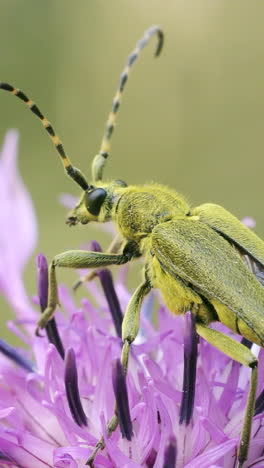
[86,280,151,467]
[36,247,133,333]
[73,235,124,290]
[196,323,258,468]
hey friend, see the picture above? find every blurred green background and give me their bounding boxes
[1,0,264,341]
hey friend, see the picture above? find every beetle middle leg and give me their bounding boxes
[86,279,151,466]
[196,323,258,468]
[36,246,134,332]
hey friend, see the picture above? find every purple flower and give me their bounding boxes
[0,130,264,467]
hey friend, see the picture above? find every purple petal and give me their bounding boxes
[184,438,237,468]
[59,193,78,209]
[54,452,78,468]
[0,434,55,467]
[153,394,173,467]
[0,130,37,272]
[241,216,256,228]
[0,131,37,320]
[136,380,158,462]
[100,413,138,467]
[218,361,240,416]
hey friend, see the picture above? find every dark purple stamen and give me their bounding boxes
[179,311,198,425]
[146,448,157,467]
[44,318,65,360]
[163,437,177,468]
[98,270,123,337]
[255,389,264,416]
[241,337,252,349]
[37,254,65,359]
[37,254,48,311]
[0,451,11,462]
[90,241,123,338]
[112,358,133,440]
[0,338,34,372]
[65,348,87,427]
[89,240,103,253]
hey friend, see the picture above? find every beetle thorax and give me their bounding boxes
[114,184,190,242]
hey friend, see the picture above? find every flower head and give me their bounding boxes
[0,131,264,467]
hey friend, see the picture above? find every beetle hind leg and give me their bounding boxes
[196,323,258,468]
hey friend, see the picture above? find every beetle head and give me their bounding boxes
[66,179,127,226]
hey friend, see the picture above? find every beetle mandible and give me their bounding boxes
[1,26,264,468]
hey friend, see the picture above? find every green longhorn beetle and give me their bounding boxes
[1,25,264,468]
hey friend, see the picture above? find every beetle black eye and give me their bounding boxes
[85,188,107,216]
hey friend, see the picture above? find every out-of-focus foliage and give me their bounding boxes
[0,1,264,331]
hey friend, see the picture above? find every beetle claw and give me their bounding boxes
[72,278,83,291]
[35,326,44,338]
[73,271,97,292]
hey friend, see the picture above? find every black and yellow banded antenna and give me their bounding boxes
[0,83,89,191]
[91,25,164,182]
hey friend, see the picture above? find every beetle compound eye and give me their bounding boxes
[85,188,107,216]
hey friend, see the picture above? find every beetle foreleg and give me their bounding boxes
[73,235,124,291]
[36,248,133,333]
